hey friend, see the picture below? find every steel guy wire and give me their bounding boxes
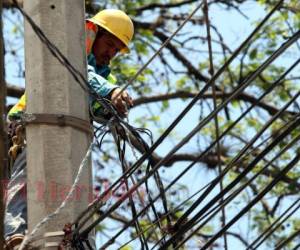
[18,143,94,250]
[172,124,300,249]
[73,1,283,228]
[12,0,165,240]
[13,0,284,226]
[248,198,300,249]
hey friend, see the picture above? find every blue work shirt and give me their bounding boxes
[87,53,117,97]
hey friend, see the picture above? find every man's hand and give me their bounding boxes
[110,88,133,117]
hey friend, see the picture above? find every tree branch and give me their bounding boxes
[261,167,300,192]
[132,0,199,12]
[154,29,209,84]
[6,83,24,98]
[133,20,209,85]
[133,91,296,116]
[98,210,129,225]
[152,152,225,168]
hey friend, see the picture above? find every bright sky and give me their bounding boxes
[4,2,298,249]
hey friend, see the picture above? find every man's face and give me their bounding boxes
[92,31,125,66]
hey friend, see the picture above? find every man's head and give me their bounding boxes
[92,28,125,66]
[88,9,134,66]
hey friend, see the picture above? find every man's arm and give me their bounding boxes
[87,65,133,117]
[7,94,26,121]
[87,65,117,97]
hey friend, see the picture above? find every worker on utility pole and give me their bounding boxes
[4,9,134,249]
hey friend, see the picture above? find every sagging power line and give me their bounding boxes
[5,0,300,249]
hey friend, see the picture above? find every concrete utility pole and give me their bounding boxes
[24,0,92,248]
[0,0,6,248]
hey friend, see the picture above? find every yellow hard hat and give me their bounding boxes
[88,9,134,53]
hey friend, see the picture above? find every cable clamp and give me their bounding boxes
[22,113,93,135]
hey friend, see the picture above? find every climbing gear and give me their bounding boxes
[8,124,25,161]
[59,223,94,250]
[88,9,134,54]
[59,224,73,249]
[89,101,114,125]
[4,234,26,250]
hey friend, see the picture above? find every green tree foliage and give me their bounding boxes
[4,0,300,248]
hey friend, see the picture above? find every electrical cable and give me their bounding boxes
[115,180,214,249]
[151,120,300,249]
[11,0,290,247]
[100,87,297,249]
[77,30,298,237]
[275,227,300,250]
[248,198,300,249]
[79,53,300,245]
[112,1,204,102]
[160,83,300,247]
[73,1,284,230]
[12,0,124,128]
[111,124,150,250]
[200,153,300,250]
[173,122,300,249]
[203,1,228,249]
[157,113,300,249]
